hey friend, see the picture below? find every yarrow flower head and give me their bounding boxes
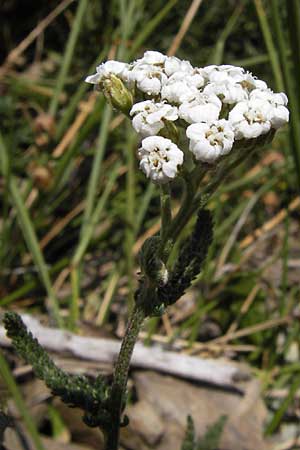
[130,100,178,137]
[138,136,183,184]
[85,51,289,180]
[178,92,222,124]
[187,120,235,162]
[228,98,272,140]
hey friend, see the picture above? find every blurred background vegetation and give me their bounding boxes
[0,0,300,448]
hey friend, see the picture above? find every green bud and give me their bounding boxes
[101,74,133,115]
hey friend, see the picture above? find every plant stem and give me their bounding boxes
[106,303,145,450]
[168,148,254,242]
[160,183,171,241]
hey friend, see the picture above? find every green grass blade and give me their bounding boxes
[80,105,112,237]
[129,0,179,57]
[210,4,243,65]
[69,163,120,329]
[265,373,300,435]
[73,163,120,266]
[48,0,89,117]
[287,1,300,103]
[9,177,62,327]
[55,48,109,140]
[135,182,155,234]
[0,134,10,178]
[0,258,68,307]
[254,0,284,91]
[53,97,105,190]
[123,126,136,310]
[0,351,45,450]
[270,0,300,186]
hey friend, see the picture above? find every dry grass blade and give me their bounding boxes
[167,0,204,56]
[52,94,97,158]
[225,284,261,336]
[138,332,257,354]
[0,0,75,76]
[239,196,300,249]
[215,187,268,278]
[208,316,291,345]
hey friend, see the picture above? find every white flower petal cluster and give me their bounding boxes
[85,60,129,84]
[130,100,178,137]
[138,136,184,184]
[187,120,235,162]
[203,81,248,104]
[86,51,289,181]
[228,99,272,139]
[250,89,289,129]
[179,93,222,124]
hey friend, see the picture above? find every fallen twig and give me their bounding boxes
[0,314,250,390]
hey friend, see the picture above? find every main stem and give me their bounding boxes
[160,183,171,241]
[105,303,145,450]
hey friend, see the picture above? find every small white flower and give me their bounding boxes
[228,98,272,139]
[130,100,178,137]
[161,74,198,104]
[128,63,167,95]
[138,136,184,183]
[203,80,248,104]
[253,79,268,91]
[186,119,234,162]
[187,68,205,89]
[200,64,245,83]
[85,60,128,84]
[250,89,289,129]
[137,50,167,65]
[164,56,193,76]
[179,93,222,124]
[268,105,289,129]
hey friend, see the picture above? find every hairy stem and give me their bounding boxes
[105,303,145,450]
[160,183,171,241]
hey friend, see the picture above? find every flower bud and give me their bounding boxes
[101,74,133,115]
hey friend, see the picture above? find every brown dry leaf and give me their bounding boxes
[34,113,56,135]
[121,371,271,450]
[27,161,54,190]
[263,191,280,209]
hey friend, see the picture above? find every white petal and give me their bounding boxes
[85,73,101,84]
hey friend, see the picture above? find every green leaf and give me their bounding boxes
[159,209,213,307]
[181,416,196,450]
[3,313,111,430]
[196,415,227,450]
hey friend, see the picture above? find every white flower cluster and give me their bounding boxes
[86,51,289,184]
